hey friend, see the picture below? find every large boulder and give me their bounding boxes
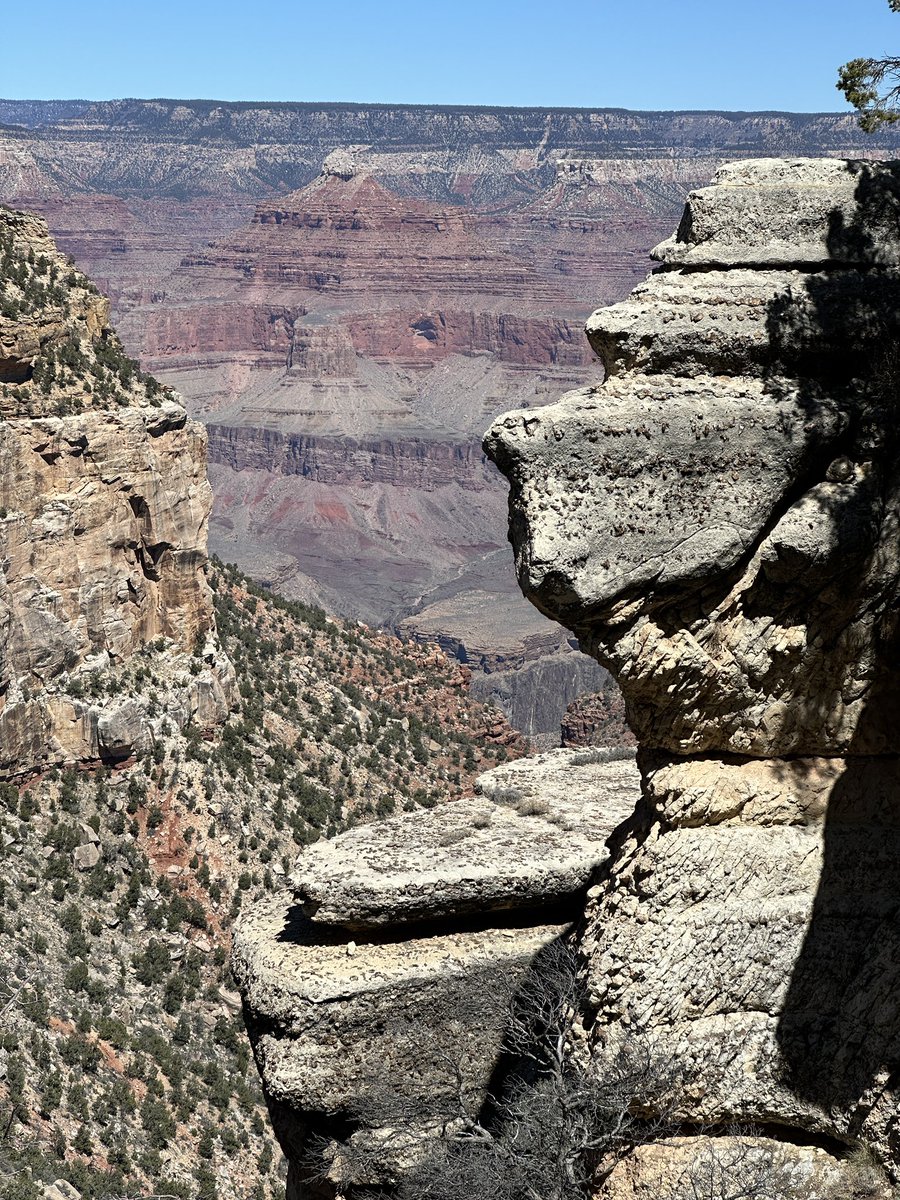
[292,752,638,928]
[484,158,900,1191]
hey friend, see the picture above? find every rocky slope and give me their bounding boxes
[0,561,525,1200]
[0,211,525,1200]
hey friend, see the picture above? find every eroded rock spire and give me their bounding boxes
[485,157,900,1195]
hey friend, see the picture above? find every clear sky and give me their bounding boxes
[2,0,898,113]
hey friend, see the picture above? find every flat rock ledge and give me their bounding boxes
[290,750,639,929]
[232,896,569,1119]
[234,749,639,1196]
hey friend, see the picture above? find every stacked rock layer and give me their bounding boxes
[232,750,640,1197]
[485,158,900,1191]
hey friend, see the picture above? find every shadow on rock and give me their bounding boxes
[772,163,900,1151]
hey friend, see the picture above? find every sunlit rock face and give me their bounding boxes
[0,207,232,776]
[486,159,900,1191]
[486,159,900,759]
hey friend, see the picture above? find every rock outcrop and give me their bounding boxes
[484,158,900,1193]
[0,206,232,775]
[233,751,640,1197]
[560,686,635,749]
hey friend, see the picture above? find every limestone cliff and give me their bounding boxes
[485,158,900,1194]
[0,206,232,776]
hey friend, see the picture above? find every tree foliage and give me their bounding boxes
[838,1,900,131]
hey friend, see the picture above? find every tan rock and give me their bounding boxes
[73,841,101,871]
[596,1135,859,1200]
[233,894,569,1192]
[0,206,234,775]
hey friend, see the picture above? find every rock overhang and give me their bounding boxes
[289,752,639,929]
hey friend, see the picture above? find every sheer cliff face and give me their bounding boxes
[0,207,231,776]
[486,158,900,1186]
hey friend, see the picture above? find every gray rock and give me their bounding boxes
[233,895,568,1190]
[651,157,900,268]
[96,698,147,760]
[485,158,900,758]
[73,842,101,871]
[485,156,900,1180]
[291,753,639,929]
[485,374,842,644]
[475,745,636,805]
[78,820,99,845]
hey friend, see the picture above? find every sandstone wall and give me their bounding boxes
[0,207,232,775]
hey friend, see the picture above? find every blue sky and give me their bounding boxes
[2,0,898,112]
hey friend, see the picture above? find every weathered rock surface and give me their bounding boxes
[233,896,570,1194]
[0,207,232,775]
[233,896,568,1120]
[485,158,900,1192]
[291,752,638,928]
[486,161,900,759]
[596,1135,849,1200]
[586,755,900,1144]
[651,157,900,268]
[236,746,640,1194]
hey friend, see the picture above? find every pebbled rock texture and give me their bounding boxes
[485,158,900,1190]
[486,158,900,759]
[291,752,639,928]
[0,207,233,775]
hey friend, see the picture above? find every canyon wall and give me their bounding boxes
[0,206,232,776]
[7,104,900,735]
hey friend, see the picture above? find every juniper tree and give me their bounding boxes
[838,0,900,130]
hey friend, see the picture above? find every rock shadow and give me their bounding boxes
[763,162,900,1151]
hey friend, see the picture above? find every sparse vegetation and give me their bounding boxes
[0,559,521,1200]
[0,213,170,417]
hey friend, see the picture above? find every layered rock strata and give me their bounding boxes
[0,206,232,775]
[484,158,900,1191]
[7,104,900,741]
[233,751,640,1197]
